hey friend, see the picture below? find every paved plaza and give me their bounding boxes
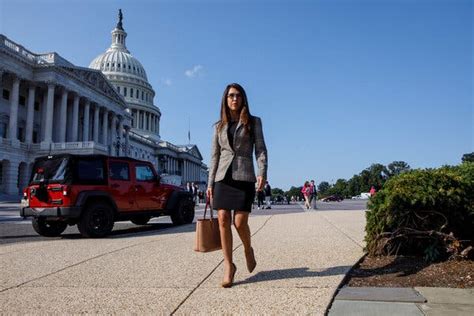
[1,202,365,314]
[2,200,472,315]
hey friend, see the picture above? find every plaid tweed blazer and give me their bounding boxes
[208,116,267,188]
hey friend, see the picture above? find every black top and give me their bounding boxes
[227,121,238,150]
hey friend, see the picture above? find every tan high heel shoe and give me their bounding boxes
[246,247,257,273]
[221,263,237,288]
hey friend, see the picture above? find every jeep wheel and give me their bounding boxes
[171,199,195,225]
[131,215,151,225]
[78,202,114,238]
[32,217,67,237]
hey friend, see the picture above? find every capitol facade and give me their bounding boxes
[0,10,207,197]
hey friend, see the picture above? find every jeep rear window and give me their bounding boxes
[31,157,68,183]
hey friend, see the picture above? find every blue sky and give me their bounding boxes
[1,0,472,190]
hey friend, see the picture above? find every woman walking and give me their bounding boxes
[302,181,311,209]
[207,83,268,288]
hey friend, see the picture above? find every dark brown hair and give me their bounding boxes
[217,83,252,133]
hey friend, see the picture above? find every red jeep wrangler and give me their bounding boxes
[20,154,195,238]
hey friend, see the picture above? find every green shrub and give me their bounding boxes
[365,162,474,261]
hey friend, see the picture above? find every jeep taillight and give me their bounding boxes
[23,188,28,199]
[62,185,69,196]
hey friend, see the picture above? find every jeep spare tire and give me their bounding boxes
[171,198,195,225]
[78,202,114,238]
[32,217,67,237]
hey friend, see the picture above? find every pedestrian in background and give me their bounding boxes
[207,83,268,288]
[302,181,311,209]
[264,181,272,209]
[257,189,265,209]
[309,179,317,209]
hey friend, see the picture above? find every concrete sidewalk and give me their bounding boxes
[0,208,365,314]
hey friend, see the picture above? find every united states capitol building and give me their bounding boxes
[0,10,207,197]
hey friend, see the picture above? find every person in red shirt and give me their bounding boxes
[301,181,311,209]
[369,186,376,196]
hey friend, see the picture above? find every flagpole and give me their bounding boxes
[188,116,191,144]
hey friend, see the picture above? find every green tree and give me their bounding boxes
[387,161,411,177]
[367,163,389,190]
[462,152,474,163]
[271,188,284,197]
[346,175,361,197]
[317,181,330,195]
[328,179,348,197]
[286,186,303,200]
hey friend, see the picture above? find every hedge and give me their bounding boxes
[365,162,474,261]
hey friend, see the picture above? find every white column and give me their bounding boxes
[93,104,100,143]
[25,84,35,144]
[111,114,117,156]
[102,108,108,145]
[150,114,154,132]
[147,113,151,131]
[83,100,90,141]
[43,83,55,143]
[59,88,68,143]
[72,94,79,141]
[125,127,130,157]
[118,118,124,155]
[8,76,20,140]
[185,161,188,182]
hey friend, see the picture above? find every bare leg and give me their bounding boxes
[234,211,257,272]
[218,209,234,282]
[234,211,251,251]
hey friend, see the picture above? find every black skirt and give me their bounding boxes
[213,167,256,212]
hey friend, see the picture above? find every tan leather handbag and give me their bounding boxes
[194,201,222,252]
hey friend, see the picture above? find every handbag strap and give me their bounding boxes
[203,200,215,219]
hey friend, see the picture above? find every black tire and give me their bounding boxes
[77,202,115,238]
[171,198,195,225]
[32,217,67,237]
[131,215,151,225]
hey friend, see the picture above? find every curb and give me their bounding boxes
[324,252,368,315]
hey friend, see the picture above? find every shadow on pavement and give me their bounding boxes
[235,265,352,286]
[108,222,196,239]
[0,223,196,245]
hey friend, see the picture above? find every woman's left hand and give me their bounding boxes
[256,176,264,191]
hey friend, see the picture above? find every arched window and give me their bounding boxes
[124,87,127,97]
[130,88,134,98]
[117,86,120,93]
[136,89,139,98]
[142,91,144,100]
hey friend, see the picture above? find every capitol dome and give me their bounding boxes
[89,49,148,81]
[89,9,161,140]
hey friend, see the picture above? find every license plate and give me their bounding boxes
[21,199,29,208]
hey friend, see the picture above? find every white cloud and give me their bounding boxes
[162,78,172,86]
[185,65,203,78]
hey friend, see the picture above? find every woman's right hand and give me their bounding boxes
[206,187,213,200]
